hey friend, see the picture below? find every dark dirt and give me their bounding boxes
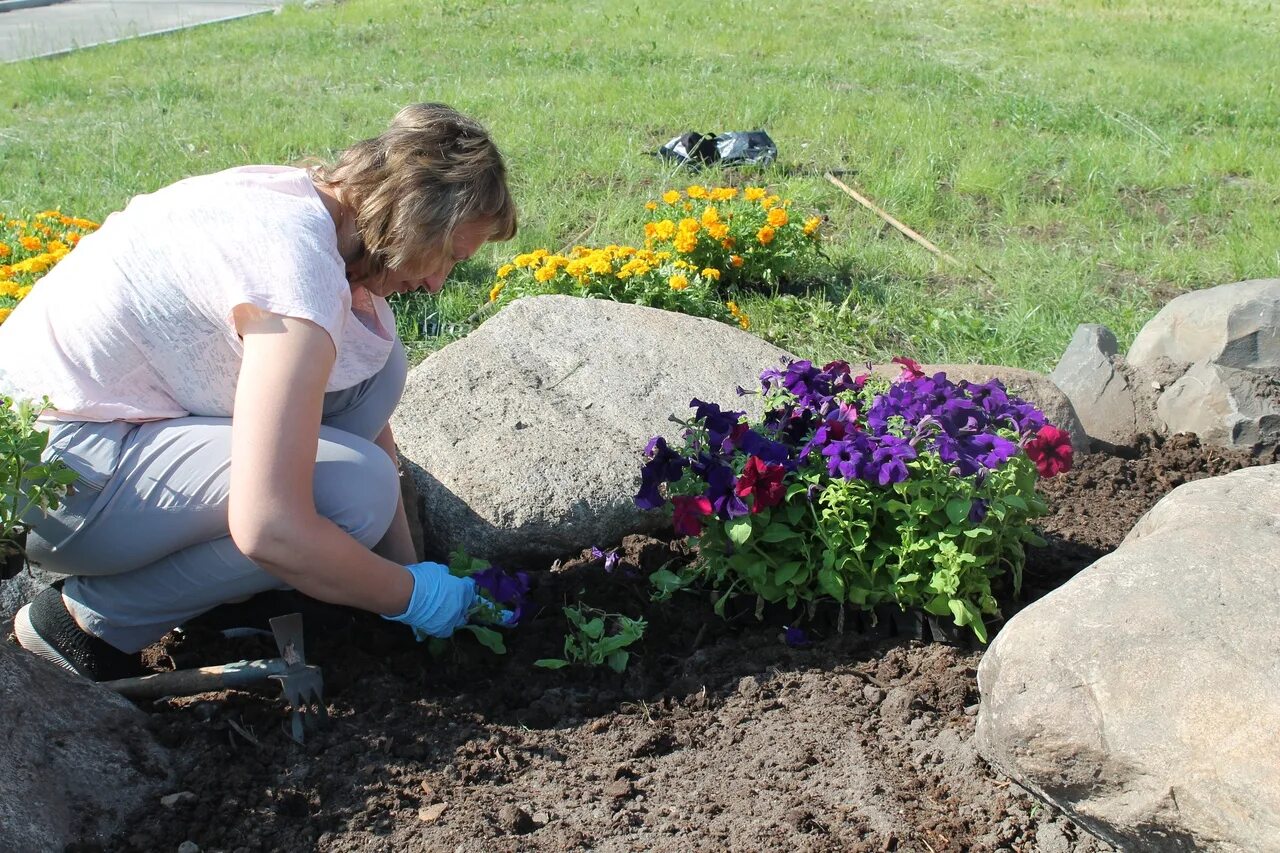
[89,434,1276,852]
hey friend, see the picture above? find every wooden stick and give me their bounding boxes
[824,172,964,269]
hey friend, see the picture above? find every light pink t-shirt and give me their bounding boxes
[0,166,396,422]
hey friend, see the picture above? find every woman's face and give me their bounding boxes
[350,219,491,297]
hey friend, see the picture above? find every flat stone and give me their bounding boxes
[1049,324,1139,449]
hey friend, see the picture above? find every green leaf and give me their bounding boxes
[945,498,971,525]
[458,625,507,654]
[817,567,846,602]
[649,568,687,599]
[534,658,570,669]
[606,650,630,673]
[773,561,802,585]
[759,523,798,543]
[581,618,605,640]
[726,517,753,545]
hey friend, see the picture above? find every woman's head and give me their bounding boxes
[315,103,517,290]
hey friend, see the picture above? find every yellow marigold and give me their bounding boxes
[757,226,776,245]
[761,195,780,211]
[767,208,788,227]
[0,243,9,258]
[710,187,738,202]
[12,256,49,274]
[662,190,681,205]
[489,282,505,302]
[683,202,693,212]
[673,233,698,254]
[678,217,700,234]
[743,187,767,202]
[65,233,81,246]
[514,253,538,268]
[727,300,740,314]
[730,254,744,268]
[0,307,11,325]
[497,263,515,278]
[738,314,750,330]
[803,216,822,236]
[669,274,689,291]
[707,222,729,241]
[645,201,658,211]
[0,281,16,296]
[533,265,557,283]
[589,259,612,275]
[700,206,721,226]
[37,210,60,219]
[643,222,657,240]
[686,185,708,199]
[722,236,736,250]
[7,219,25,228]
[66,217,99,230]
[18,236,42,251]
[46,240,69,256]
[701,267,721,281]
[530,249,549,261]
[653,220,676,240]
[16,285,32,299]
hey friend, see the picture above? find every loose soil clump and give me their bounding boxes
[90,434,1276,851]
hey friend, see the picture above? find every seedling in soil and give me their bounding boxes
[535,604,647,673]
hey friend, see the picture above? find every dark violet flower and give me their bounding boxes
[734,455,787,514]
[691,398,744,450]
[472,566,531,625]
[1024,424,1073,478]
[739,428,791,466]
[590,546,620,573]
[704,462,749,519]
[634,470,665,510]
[783,626,811,648]
[968,499,989,524]
[867,435,917,485]
[643,435,687,482]
[672,494,713,537]
[822,437,868,480]
[963,432,1019,471]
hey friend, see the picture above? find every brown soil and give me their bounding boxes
[97,434,1274,853]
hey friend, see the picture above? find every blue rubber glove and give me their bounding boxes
[382,561,477,640]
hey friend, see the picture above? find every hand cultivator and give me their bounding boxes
[100,612,327,743]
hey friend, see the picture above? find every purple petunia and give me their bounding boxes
[472,566,531,625]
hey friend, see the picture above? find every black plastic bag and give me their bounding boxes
[655,130,777,170]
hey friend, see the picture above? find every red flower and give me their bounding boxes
[672,495,713,537]
[734,455,787,514]
[892,356,925,380]
[1024,425,1073,478]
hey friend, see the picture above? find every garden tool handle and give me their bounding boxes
[101,657,290,700]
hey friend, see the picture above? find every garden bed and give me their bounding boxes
[100,433,1274,853]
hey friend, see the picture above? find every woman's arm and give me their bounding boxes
[227,308,413,616]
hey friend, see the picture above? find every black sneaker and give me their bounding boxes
[14,586,144,682]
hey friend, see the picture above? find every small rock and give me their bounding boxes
[177,842,200,853]
[160,791,197,808]
[604,780,636,799]
[418,803,448,823]
[964,703,980,717]
[496,803,535,835]
[419,780,437,802]
[862,685,886,705]
[532,810,551,826]
[736,675,761,697]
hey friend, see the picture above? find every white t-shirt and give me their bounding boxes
[0,166,396,422]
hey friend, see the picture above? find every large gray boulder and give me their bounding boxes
[392,296,791,563]
[1049,324,1142,449]
[1156,361,1280,447]
[2,564,61,628]
[871,362,1087,453]
[977,465,1280,851]
[1,642,173,850]
[1127,278,1280,371]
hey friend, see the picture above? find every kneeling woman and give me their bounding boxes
[1,103,516,680]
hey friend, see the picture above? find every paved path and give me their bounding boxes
[1,0,279,63]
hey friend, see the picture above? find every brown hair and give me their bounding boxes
[312,103,517,274]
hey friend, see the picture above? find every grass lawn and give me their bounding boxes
[2,0,1277,369]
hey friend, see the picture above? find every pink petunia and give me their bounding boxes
[892,356,925,380]
[672,494,713,537]
[734,455,787,514]
[1024,424,1073,478]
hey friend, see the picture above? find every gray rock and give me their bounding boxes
[871,362,1087,454]
[0,643,173,850]
[1049,324,1138,449]
[392,296,791,563]
[1155,361,1280,447]
[1127,278,1280,372]
[977,465,1280,851]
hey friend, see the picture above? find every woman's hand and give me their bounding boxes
[382,561,477,639]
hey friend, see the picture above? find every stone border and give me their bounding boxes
[0,0,69,12]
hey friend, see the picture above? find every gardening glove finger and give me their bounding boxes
[382,561,476,639]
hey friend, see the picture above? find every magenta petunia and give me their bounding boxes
[672,494,714,536]
[734,455,787,514]
[1024,424,1073,478]
[892,356,925,380]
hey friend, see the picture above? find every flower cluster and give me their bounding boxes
[636,358,1072,642]
[0,211,99,325]
[643,185,823,290]
[486,244,739,326]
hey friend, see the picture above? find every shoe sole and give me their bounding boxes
[14,602,81,676]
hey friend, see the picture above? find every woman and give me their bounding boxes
[1,103,516,680]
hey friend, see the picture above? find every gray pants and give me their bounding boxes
[27,342,408,653]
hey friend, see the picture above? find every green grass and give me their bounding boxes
[3,0,1277,370]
